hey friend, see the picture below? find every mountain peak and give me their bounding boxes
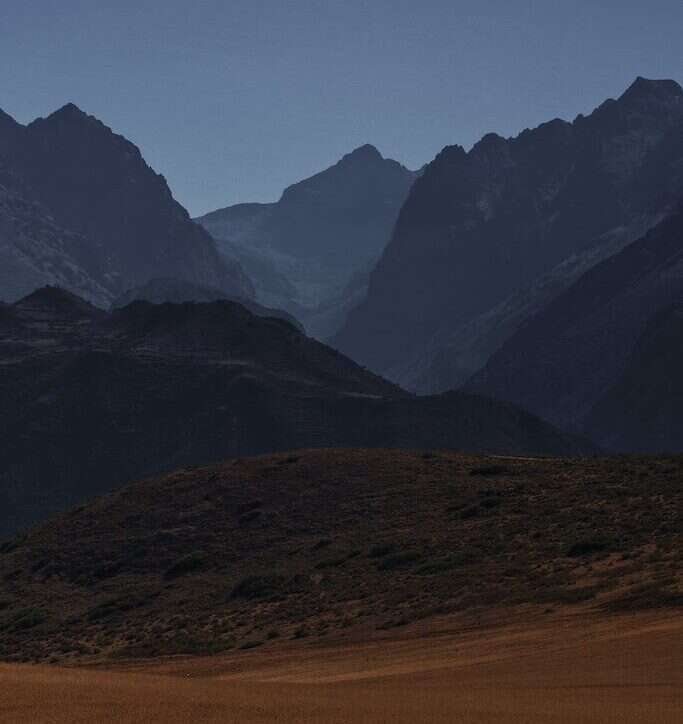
[342,144,383,163]
[42,103,103,128]
[15,286,104,318]
[52,102,87,117]
[619,76,683,103]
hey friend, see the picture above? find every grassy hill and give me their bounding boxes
[0,449,681,664]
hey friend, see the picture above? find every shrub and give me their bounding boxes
[4,608,47,632]
[239,510,262,525]
[416,551,473,575]
[240,639,264,650]
[292,625,308,639]
[236,500,262,514]
[315,556,346,570]
[368,543,396,559]
[469,465,510,477]
[164,552,206,579]
[377,551,421,572]
[231,575,286,600]
[565,539,610,558]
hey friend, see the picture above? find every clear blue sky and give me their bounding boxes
[2,1,682,215]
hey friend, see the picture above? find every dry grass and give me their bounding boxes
[1,610,681,723]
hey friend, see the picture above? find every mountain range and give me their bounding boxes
[0,104,252,306]
[196,145,418,338]
[467,203,683,449]
[333,78,683,395]
[0,286,592,536]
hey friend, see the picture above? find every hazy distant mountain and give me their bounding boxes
[0,104,252,305]
[112,277,303,330]
[0,287,593,536]
[333,78,683,380]
[196,145,418,337]
[467,203,683,450]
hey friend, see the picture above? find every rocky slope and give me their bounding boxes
[333,78,683,379]
[467,203,683,449]
[583,301,683,452]
[0,287,592,536]
[0,449,680,664]
[197,145,417,337]
[0,104,252,305]
[390,214,663,392]
[0,160,112,305]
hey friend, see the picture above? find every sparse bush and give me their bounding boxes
[469,465,510,477]
[240,639,264,650]
[231,575,286,600]
[368,543,395,559]
[315,556,346,570]
[237,500,262,515]
[460,505,480,520]
[565,539,610,558]
[292,625,308,639]
[164,552,206,579]
[377,551,421,571]
[239,510,262,525]
[416,551,473,575]
[3,607,47,632]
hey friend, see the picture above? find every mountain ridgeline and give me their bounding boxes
[333,78,683,394]
[0,287,593,536]
[0,104,252,306]
[467,203,683,449]
[197,145,418,337]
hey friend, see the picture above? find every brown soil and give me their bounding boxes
[1,609,681,723]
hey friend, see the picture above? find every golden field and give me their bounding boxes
[2,609,681,723]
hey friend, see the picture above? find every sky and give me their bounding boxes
[2,1,682,216]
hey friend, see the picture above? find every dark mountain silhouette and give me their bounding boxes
[387,215,662,393]
[0,287,593,536]
[0,104,252,305]
[196,145,418,337]
[111,278,303,331]
[333,78,683,381]
[466,203,683,450]
[583,301,683,452]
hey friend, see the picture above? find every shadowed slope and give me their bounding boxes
[0,449,679,664]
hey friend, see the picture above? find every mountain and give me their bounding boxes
[467,204,683,449]
[388,214,663,393]
[196,145,418,337]
[0,159,112,305]
[0,449,680,664]
[333,78,683,380]
[111,277,303,331]
[0,104,252,305]
[0,288,593,536]
[582,301,683,452]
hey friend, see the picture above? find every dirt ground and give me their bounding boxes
[2,609,681,723]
